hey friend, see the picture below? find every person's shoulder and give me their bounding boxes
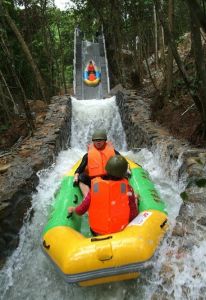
[79,153,88,164]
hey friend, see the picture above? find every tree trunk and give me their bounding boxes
[185,0,206,33]
[0,70,19,114]
[153,4,159,70]
[40,0,56,96]
[166,0,174,96]
[0,80,11,123]
[0,2,48,103]
[110,0,125,85]
[57,22,67,94]
[143,43,159,92]
[188,2,206,133]
[153,0,203,115]
[159,0,166,64]
[0,33,34,132]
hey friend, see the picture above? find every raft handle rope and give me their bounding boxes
[91,236,113,242]
[160,219,168,229]
[73,180,79,187]
[67,212,73,219]
[73,194,78,204]
[43,240,50,250]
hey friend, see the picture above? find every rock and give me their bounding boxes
[31,157,45,171]
[19,149,32,158]
[172,224,185,237]
[0,237,6,249]
[186,157,199,168]
[35,114,46,125]
[0,163,11,173]
[110,84,125,96]
[197,217,206,226]
[28,100,47,113]
[159,263,175,287]
[0,201,11,219]
[185,187,206,203]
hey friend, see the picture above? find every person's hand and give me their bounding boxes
[73,173,79,187]
[73,173,79,182]
[68,207,75,213]
[125,167,131,178]
[135,194,139,205]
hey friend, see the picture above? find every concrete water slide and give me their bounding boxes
[73,28,110,100]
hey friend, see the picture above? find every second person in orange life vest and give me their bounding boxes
[73,129,120,197]
[69,155,138,236]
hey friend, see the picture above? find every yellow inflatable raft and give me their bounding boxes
[83,60,101,86]
[42,159,168,286]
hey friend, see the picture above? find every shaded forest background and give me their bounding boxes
[1,0,206,151]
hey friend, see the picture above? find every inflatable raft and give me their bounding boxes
[83,60,101,86]
[41,158,168,286]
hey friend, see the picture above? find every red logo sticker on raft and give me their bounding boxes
[128,211,152,226]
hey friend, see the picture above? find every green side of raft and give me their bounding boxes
[42,164,167,236]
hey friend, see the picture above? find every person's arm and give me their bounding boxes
[68,191,91,216]
[128,185,139,221]
[73,153,88,183]
[75,153,88,174]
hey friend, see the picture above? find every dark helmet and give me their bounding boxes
[92,129,107,141]
[105,155,128,178]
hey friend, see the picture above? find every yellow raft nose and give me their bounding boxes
[42,210,168,286]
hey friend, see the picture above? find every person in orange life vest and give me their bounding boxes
[68,155,138,236]
[87,61,96,81]
[73,129,120,197]
[87,60,96,75]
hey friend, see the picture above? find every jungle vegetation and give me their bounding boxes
[0,0,206,140]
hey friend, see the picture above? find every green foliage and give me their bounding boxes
[0,0,205,126]
[174,78,185,87]
[186,176,206,189]
[195,158,203,165]
[195,178,206,188]
[0,123,11,134]
[0,0,196,98]
[180,191,188,201]
[66,65,73,84]
[173,1,190,39]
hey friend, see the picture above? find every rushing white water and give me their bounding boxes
[70,96,127,151]
[0,96,188,300]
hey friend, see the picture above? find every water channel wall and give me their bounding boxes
[115,86,206,283]
[0,96,71,264]
[0,87,206,269]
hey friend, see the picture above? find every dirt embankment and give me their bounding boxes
[146,33,206,148]
[150,88,203,146]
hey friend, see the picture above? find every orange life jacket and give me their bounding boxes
[89,177,130,235]
[88,73,96,81]
[87,142,115,177]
